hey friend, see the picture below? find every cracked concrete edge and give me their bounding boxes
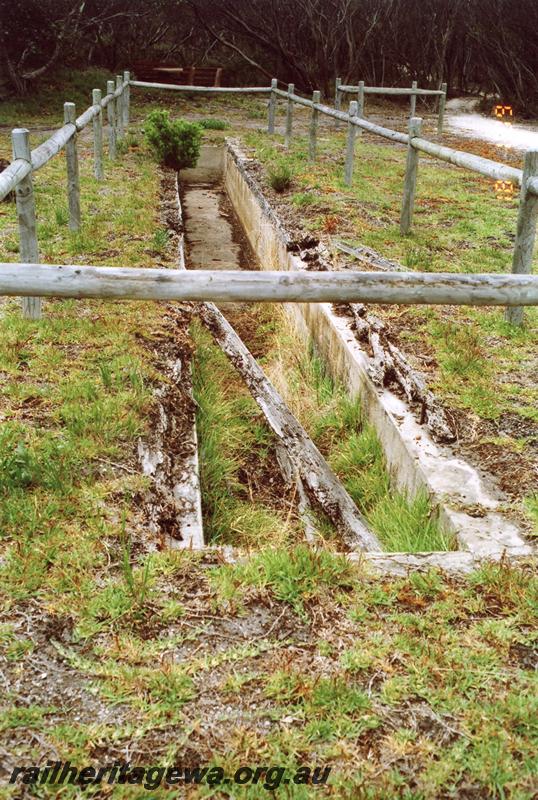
[189,544,534,577]
[223,138,534,562]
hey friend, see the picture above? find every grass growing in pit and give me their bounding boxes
[192,303,450,553]
[264,310,453,552]
[191,320,301,548]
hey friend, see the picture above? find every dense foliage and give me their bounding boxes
[1,0,538,111]
[144,109,202,171]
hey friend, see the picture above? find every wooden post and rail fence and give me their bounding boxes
[336,78,448,135]
[0,73,536,326]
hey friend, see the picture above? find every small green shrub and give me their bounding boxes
[198,118,229,130]
[268,162,293,193]
[144,110,202,171]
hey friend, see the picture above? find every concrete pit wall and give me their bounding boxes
[223,139,533,563]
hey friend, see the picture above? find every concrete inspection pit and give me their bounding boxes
[146,141,535,574]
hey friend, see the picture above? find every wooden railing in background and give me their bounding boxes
[335,79,448,135]
[0,74,536,326]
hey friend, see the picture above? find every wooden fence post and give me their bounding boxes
[410,80,418,117]
[107,80,116,160]
[357,80,365,136]
[12,128,41,320]
[506,150,538,326]
[335,76,342,128]
[344,100,358,186]
[438,82,447,135]
[268,78,277,134]
[309,90,320,161]
[123,70,130,132]
[115,75,124,141]
[400,116,422,234]
[285,83,294,148]
[335,77,342,111]
[92,88,104,180]
[63,102,81,232]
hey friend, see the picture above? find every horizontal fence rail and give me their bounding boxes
[336,78,447,134]
[130,80,271,94]
[411,136,522,184]
[0,71,536,325]
[1,264,537,307]
[272,87,525,184]
[0,79,129,202]
[340,85,444,96]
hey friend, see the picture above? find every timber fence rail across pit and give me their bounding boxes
[0,264,537,307]
[0,74,537,325]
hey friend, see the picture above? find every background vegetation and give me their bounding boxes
[1,0,538,111]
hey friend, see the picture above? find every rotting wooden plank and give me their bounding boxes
[275,444,318,542]
[137,314,204,550]
[334,241,405,272]
[196,300,381,551]
[349,304,455,443]
[137,171,204,550]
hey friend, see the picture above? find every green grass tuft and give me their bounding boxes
[198,118,229,130]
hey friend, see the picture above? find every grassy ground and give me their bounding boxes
[0,72,536,799]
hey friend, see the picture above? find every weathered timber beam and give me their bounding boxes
[412,136,522,184]
[1,265,537,307]
[129,80,271,93]
[0,159,31,201]
[197,301,381,551]
[340,86,444,96]
[31,124,76,171]
[75,104,100,130]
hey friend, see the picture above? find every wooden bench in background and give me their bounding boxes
[132,64,223,87]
